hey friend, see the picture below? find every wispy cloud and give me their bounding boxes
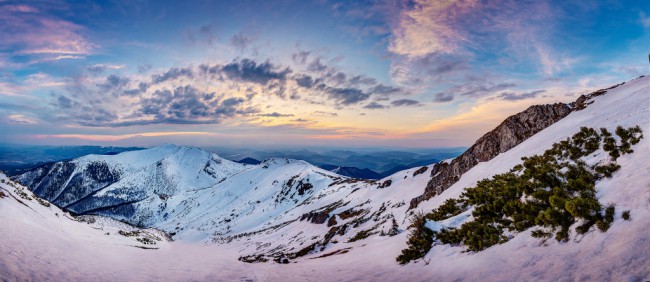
[388,0,477,57]
[7,114,39,125]
[0,3,95,62]
[257,112,294,117]
[496,90,546,101]
[639,12,650,28]
[391,99,421,107]
[385,0,580,90]
[363,102,386,109]
[87,64,125,74]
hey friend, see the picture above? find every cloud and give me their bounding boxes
[370,84,402,95]
[435,79,516,102]
[7,114,38,124]
[349,75,377,86]
[391,99,421,107]
[497,90,545,101]
[292,51,310,65]
[212,57,403,107]
[295,75,316,88]
[56,95,78,109]
[535,46,576,77]
[388,0,477,57]
[122,82,149,97]
[639,12,650,28]
[133,86,253,125]
[97,75,130,95]
[257,112,294,117]
[230,32,256,51]
[152,67,194,84]
[616,65,647,77]
[74,108,119,126]
[313,111,338,117]
[307,57,328,72]
[0,3,95,62]
[434,92,454,102]
[363,102,386,109]
[23,72,66,87]
[222,59,291,85]
[390,52,468,88]
[87,64,125,74]
[53,84,259,127]
[138,64,152,73]
[385,0,579,89]
[459,82,516,98]
[324,87,370,105]
[45,56,406,127]
[187,24,218,45]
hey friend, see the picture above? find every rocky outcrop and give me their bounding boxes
[409,83,627,209]
[300,210,330,224]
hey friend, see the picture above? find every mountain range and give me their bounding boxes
[1,76,648,281]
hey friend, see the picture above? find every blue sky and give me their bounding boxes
[0,0,648,148]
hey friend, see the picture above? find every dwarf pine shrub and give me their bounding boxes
[397,126,643,264]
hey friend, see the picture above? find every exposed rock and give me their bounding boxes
[337,208,366,220]
[412,166,428,177]
[297,182,313,196]
[300,210,330,224]
[327,215,338,227]
[378,179,392,189]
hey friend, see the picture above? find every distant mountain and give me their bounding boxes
[235,157,262,165]
[319,165,383,179]
[206,147,465,173]
[0,145,144,176]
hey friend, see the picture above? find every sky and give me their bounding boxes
[0,0,648,148]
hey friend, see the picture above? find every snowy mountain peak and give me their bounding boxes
[260,157,311,167]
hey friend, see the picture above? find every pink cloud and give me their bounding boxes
[388,0,478,57]
[0,4,95,61]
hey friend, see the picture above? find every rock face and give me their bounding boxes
[410,103,572,209]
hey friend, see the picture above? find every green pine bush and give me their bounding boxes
[397,126,643,264]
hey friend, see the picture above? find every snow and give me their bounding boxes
[425,208,473,232]
[1,76,649,281]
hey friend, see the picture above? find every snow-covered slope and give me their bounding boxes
[2,76,648,281]
[14,145,351,242]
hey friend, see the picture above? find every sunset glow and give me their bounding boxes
[1,1,648,148]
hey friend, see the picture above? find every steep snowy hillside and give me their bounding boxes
[0,173,173,276]
[3,76,648,281]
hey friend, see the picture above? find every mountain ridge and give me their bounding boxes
[5,75,649,280]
